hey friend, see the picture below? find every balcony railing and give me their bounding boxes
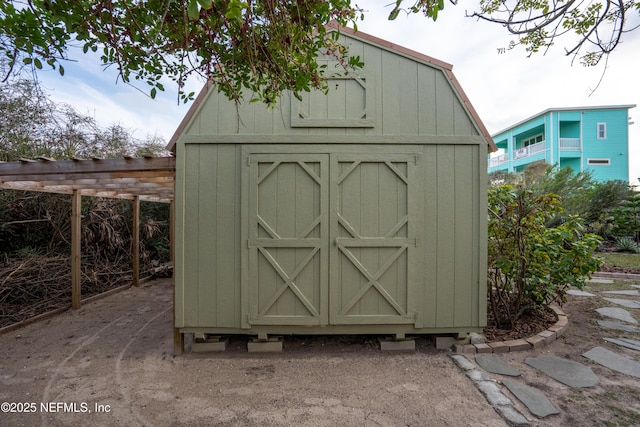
[489,154,509,168]
[513,141,545,160]
[559,138,581,150]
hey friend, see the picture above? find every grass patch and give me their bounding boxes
[597,252,640,269]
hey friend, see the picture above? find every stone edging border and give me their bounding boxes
[453,304,568,354]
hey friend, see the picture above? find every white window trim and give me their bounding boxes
[587,158,610,166]
[597,122,607,140]
[521,133,544,147]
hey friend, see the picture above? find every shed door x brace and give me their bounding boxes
[246,152,420,327]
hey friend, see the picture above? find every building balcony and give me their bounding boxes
[489,154,508,168]
[559,138,581,150]
[513,141,545,160]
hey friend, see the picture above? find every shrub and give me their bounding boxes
[610,194,640,243]
[488,185,602,328]
[615,236,640,253]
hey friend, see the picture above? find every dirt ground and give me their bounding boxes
[0,277,639,427]
[498,284,640,427]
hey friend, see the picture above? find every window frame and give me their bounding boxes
[597,122,607,140]
[587,158,611,166]
[521,133,544,147]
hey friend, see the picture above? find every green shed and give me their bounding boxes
[168,25,497,350]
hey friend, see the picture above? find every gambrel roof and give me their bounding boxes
[167,24,496,152]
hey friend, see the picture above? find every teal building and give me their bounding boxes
[488,105,635,182]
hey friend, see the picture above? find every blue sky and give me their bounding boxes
[37,1,640,182]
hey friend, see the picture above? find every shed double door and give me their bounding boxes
[246,152,418,327]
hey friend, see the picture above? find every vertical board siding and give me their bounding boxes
[178,143,485,330]
[453,146,474,327]
[435,146,456,327]
[215,145,240,326]
[174,25,490,334]
[422,146,438,328]
[434,72,455,135]
[182,145,202,326]
[196,145,218,325]
[478,145,488,326]
[174,145,185,327]
[453,100,477,136]
[181,34,479,140]
[418,66,437,135]
[421,144,482,328]
[181,144,240,328]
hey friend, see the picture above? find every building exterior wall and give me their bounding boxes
[488,106,634,182]
[180,39,481,140]
[173,30,490,337]
[581,109,630,181]
[175,142,488,335]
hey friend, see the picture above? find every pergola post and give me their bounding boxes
[71,189,82,308]
[132,196,140,287]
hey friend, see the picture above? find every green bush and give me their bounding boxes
[610,194,640,243]
[494,164,632,239]
[615,236,640,253]
[488,185,602,328]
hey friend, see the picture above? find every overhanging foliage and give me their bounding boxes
[0,0,363,104]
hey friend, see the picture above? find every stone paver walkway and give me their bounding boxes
[567,289,596,296]
[525,355,599,387]
[476,354,520,376]
[502,380,559,418]
[604,337,640,351]
[602,289,639,296]
[603,297,640,309]
[451,281,640,426]
[583,346,640,378]
[595,307,638,323]
[597,319,640,333]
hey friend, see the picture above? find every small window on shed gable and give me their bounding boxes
[291,72,375,128]
[597,122,607,139]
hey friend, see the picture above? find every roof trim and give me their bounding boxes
[328,24,496,152]
[493,104,637,137]
[167,80,213,151]
[166,23,497,152]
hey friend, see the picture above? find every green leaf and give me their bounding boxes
[225,0,244,21]
[197,0,212,9]
[33,58,42,69]
[150,87,157,99]
[58,65,65,76]
[187,0,199,19]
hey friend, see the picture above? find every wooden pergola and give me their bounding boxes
[0,156,175,309]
